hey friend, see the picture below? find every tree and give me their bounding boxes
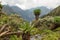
[34,9,41,20]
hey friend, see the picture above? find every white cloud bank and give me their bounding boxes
[1,0,60,10]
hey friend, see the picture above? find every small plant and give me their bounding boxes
[19,22,39,40]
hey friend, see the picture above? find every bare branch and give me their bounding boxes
[0,31,22,37]
[0,24,8,33]
[0,31,9,37]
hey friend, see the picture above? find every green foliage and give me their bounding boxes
[54,16,60,24]
[0,8,60,40]
[19,22,40,35]
[41,32,60,40]
[0,14,9,25]
[10,35,18,40]
[0,3,3,9]
[10,35,22,40]
[0,13,24,40]
[55,27,60,31]
[34,9,41,15]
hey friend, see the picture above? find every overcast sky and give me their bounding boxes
[1,0,60,10]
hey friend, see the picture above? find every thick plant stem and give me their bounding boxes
[22,32,30,40]
[35,15,39,20]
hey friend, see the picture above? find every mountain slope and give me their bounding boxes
[42,6,60,17]
[2,5,30,21]
[2,5,15,14]
[2,5,51,21]
[11,6,31,21]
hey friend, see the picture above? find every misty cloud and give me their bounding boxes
[1,0,60,9]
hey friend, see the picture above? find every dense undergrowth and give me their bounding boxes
[0,13,60,40]
[0,3,60,40]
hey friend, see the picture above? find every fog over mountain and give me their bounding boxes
[2,5,52,21]
[2,0,60,9]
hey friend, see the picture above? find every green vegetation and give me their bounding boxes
[41,31,60,40]
[0,3,3,9]
[54,16,60,24]
[0,3,60,40]
[34,9,41,15]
